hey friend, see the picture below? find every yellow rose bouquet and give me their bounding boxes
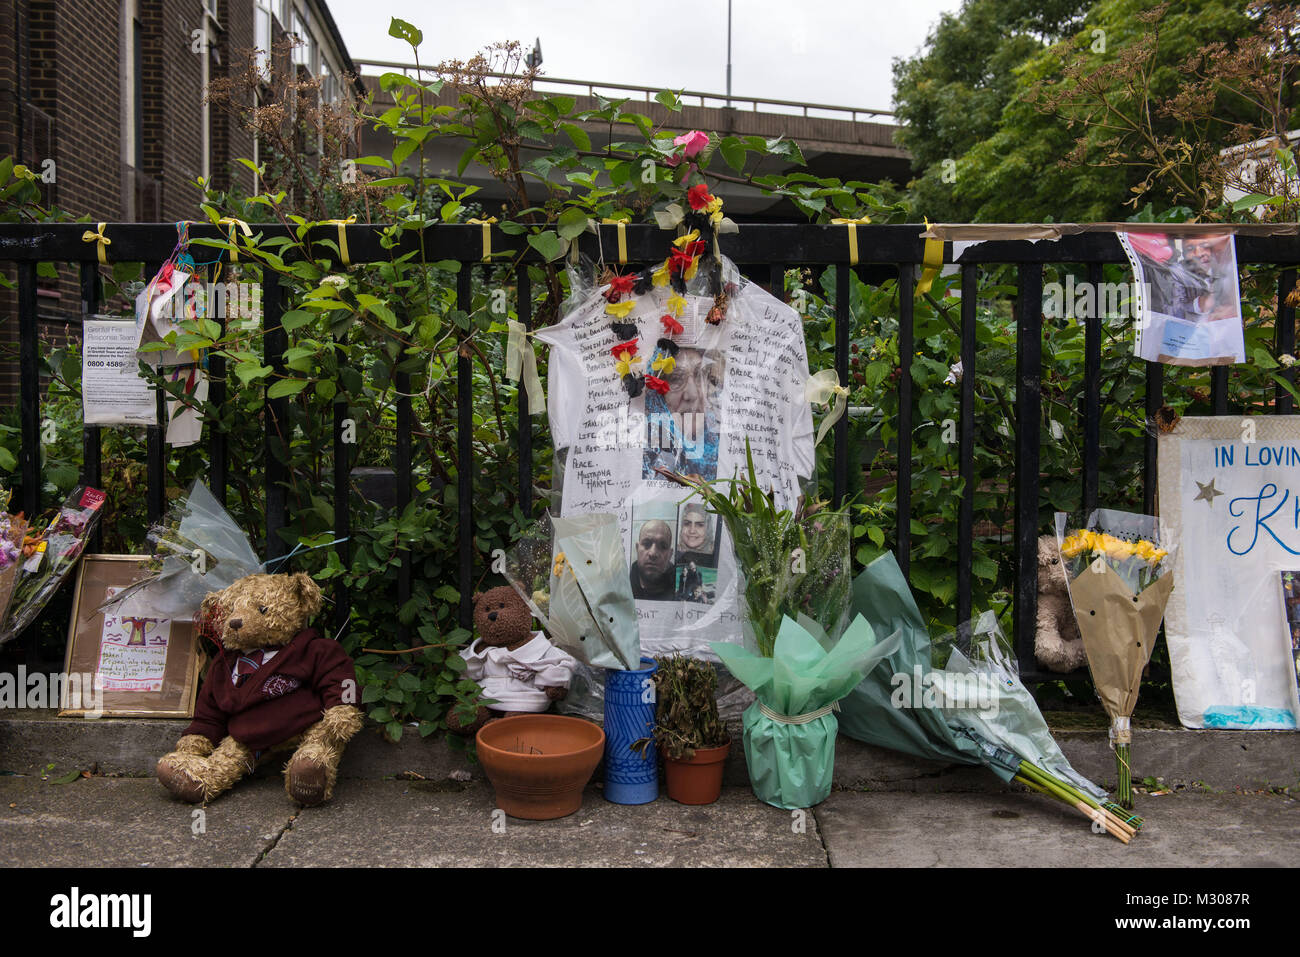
[1054,510,1178,811]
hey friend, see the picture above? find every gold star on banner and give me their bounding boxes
[1194,478,1223,507]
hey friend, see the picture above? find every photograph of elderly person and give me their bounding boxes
[641,347,725,481]
[629,517,676,601]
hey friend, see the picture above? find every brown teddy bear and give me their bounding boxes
[446,585,577,735]
[1034,534,1086,673]
[156,571,362,806]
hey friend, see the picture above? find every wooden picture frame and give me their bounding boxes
[59,554,203,718]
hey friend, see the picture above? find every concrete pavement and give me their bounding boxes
[2,772,1294,867]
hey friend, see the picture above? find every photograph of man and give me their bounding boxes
[678,560,706,603]
[630,519,676,600]
[676,502,717,566]
[1180,233,1238,321]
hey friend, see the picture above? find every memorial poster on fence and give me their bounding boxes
[1119,230,1245,366]
[537,274,815,659]
[1157,416,1300,729]
[82,318,157,427]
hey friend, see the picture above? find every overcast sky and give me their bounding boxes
[328,0,964,111]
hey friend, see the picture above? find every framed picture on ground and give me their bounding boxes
[58,554,203,718]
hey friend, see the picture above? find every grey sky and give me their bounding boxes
[327,0,963,111]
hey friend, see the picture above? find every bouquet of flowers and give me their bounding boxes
[98,479,261,622]
[0,486,105,645]
[0,490,28,631]
[712,613,901,809]
[500,510,641,672]
[1055,509,1178,810]
[838,552,1140,842]
[657,439,851,656]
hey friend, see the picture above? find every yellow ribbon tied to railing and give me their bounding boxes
[81,222,111,264]
[805,368,851,448]
[506,319,546,415]
[467,217,498,263]
[219,216,252,263]
[916,218,945,298]
[323,215,357,268]
[830,216,871,267]
[601,217,630,264]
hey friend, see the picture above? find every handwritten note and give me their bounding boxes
[97,586,170,692]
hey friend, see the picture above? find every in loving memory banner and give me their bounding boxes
[1158,416,1300,729]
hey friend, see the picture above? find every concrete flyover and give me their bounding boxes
[356,63,912,219]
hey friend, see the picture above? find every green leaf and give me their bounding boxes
[526,230,564,261]
[388,17,422,48]
[560,123,592,151]
[655,89,682,112]
[51,769,83,785]
[719,136,746,172]
[556,207,589,241]
[0,446,14,471]
[434,584,459,602]
[267,378,309,399]
[280,309,314,332]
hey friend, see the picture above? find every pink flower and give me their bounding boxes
[673,131,709,159]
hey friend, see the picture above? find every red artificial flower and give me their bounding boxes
[610,338,639,361]
[660,314,684,336]
[668,247,696,275]
[604,274,636,303]
[645,375,670,395]
[687,183,716,212]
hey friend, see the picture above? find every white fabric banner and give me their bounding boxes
[1158,416,1300,729]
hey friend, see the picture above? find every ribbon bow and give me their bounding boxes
[467,217,498,262]
[505,319,546,415]
[830,216,871,267]
[805,368,851,448]
[81,223,111,264]
[323,215,357,268]
[601,217,630,264]
[916,217,945,298]
[219,217,252,263]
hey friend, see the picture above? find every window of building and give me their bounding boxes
[254,1,273,80]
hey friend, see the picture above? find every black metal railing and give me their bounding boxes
[1,222,1297,684]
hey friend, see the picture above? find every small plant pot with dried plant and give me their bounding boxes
[642,654,731,805]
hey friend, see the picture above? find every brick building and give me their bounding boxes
[0,0,359,400]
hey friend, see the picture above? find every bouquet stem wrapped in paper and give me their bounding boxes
[1055,509,1178,811]
[0,486,105,645]
[711,614,900,809]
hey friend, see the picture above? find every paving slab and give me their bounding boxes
[0,776,294,867]
[815,788,1300,867]
[261,780,828,867]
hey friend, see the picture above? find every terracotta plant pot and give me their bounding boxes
[476,714,605,820]
[661,738,731,805]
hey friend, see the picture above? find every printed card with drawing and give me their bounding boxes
[96,586,171,693]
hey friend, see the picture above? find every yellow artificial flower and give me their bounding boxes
[652,355,676,375]
[671,229,701,249]
[705,197,723,215]
[652,259,671,287]
[552,552,567,578]
[666,292,688,317]
[606,299,637,319]
[614,356,643,376]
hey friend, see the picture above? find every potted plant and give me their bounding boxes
[648,654,730,805]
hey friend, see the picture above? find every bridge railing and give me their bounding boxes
[353,61,895,123]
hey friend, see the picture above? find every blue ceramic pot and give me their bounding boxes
[603,658,659,804]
